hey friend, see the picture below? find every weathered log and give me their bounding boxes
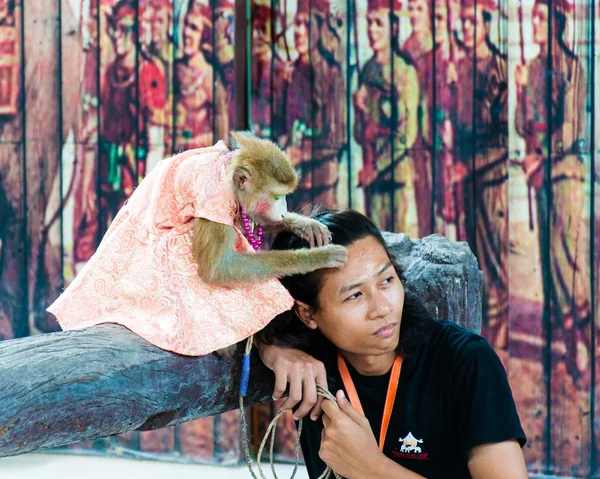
[385,233,482,333]
[0,233,481,457]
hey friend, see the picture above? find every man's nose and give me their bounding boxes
[368,290,393,319]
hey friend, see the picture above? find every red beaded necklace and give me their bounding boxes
[239,204,263,250]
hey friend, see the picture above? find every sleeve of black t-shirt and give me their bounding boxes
[452,336,527,458]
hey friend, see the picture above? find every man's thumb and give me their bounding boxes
[336,389,349,406]
[336,390,365,422]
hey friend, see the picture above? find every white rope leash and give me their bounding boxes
[238,336,342,479]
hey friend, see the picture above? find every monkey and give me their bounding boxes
[47,131,347,359]
[193,131,347,357]
[192,131,347,287]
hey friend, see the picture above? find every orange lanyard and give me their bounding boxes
[337,353,403,452]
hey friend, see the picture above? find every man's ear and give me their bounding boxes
[233,167,251,190]
[294,301,318,330]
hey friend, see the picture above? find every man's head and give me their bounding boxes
[272,209,406,358]
[532,0,572,46]
[107,0,137,60]
[253,0,273,59]
[367,0,401,53]
[182,2,210,57]
[433,0,450,46]
[459,0,494,51]
[407,0,430,35]
[294,0,311,57]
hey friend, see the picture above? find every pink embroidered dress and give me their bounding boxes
[47,141,294,356]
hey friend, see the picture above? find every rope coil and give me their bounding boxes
[238,336,342,479]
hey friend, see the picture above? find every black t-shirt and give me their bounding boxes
[299,320,527,479]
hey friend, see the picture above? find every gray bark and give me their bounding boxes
[0,233,481,457]
[384,233,482,334]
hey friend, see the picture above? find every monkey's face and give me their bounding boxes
[239,184,289,226]
[298,235,404,357]
[230,131,298,225]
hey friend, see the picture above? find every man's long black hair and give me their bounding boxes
[257,209,435,359]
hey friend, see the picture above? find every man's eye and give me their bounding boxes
[382,276,394,285]
[347,292,362,301]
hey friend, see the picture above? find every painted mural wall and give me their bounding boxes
[0,0,599,476]
[0,0,242,465]
[249,0,599,477]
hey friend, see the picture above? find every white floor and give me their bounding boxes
[0,453,309,479]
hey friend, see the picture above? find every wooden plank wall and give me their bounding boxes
[249,0,600,476]
[0,0,599,474]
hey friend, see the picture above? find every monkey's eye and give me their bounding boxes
[272,194,284,201]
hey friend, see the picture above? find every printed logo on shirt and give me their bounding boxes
[392,432,429,460]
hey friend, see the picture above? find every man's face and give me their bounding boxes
[294,12,310,56]
[152,6,171,43]
[108,11,136,58]
[367,8,391,52]
[433,5,449,45]
[460,6,485,49]
[182,12,204,57]
[215,7,234,39]
[532,3,549,46]
[253,15,272,57]
[140,7,154,47]
[408,0,430,34]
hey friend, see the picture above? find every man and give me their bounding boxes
[174,0,228,149]
[284,0,346,211]
[353,0,419,235]
[515,0,590,389]
[454,0,509,354]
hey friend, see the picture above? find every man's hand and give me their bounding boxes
[256,342,329,421]
[319,390,383,479]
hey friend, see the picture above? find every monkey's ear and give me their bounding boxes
[294,301,318,330]
[230,130,253,147]
[233,167,251,190]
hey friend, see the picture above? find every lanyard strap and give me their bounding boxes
[337,353,402,452]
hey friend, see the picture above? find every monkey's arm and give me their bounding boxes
[263,212,332,248]
[192,218,345,286]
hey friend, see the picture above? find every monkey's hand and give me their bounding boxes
[215,344,238,358]
[302,244,348,270]
[281,212,332,247]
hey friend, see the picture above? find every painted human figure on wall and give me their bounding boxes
[250,0,287,139]
[353,0,419,234]
[454,0,509,354]
[99,0,168,234]
[214,0,236,131]
[283,0,346,212]
[515,0,590,390]
[174,0,228,149]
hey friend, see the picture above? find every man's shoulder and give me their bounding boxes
[427,320,490,360]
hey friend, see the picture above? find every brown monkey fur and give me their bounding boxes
[191,132,347,356]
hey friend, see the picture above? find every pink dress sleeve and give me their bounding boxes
[172,147,238,227]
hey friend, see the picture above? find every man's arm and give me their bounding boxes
[468,440,528,479]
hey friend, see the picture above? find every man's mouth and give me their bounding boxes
[374,323,397,337]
